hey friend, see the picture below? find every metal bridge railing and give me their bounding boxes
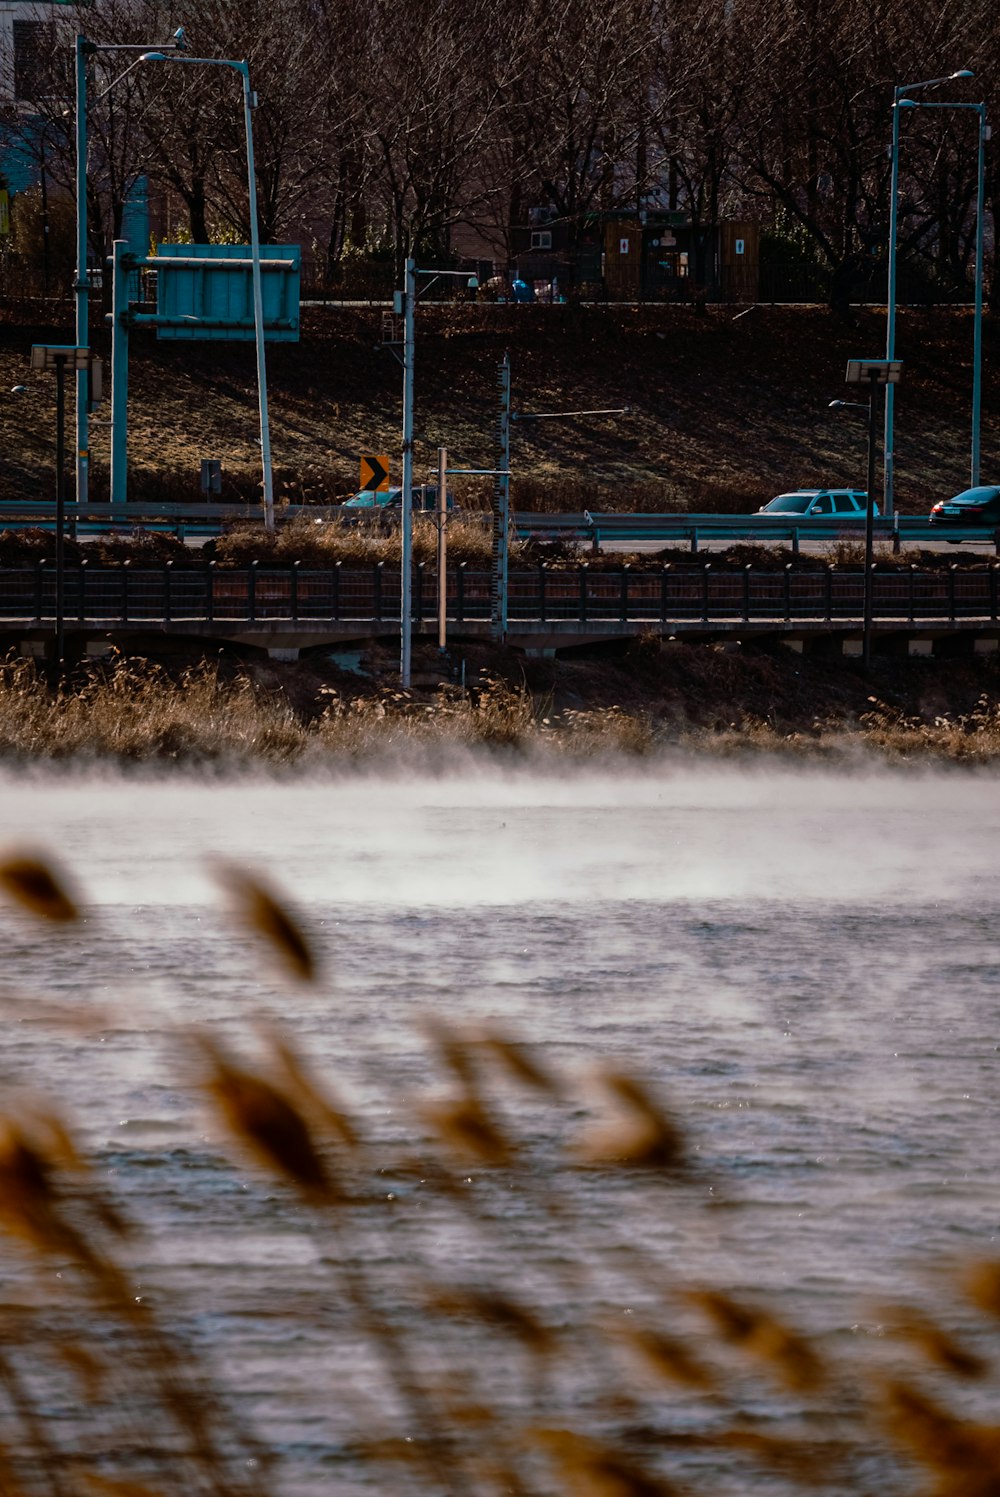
[3,562,1000,629]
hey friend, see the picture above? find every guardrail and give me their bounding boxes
[2,561,999,629]
[561,512,999,553]
[1,502,996,553]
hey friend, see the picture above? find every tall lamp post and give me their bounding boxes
[900,99,989,487]
[884,69,974,518]
[74,30,187,510]
[138,51,274,531]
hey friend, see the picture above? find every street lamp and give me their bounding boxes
[74,30,187,510]
[896,99,989,488]
[136,51,275,533]
[397,258,479,686]
[884,68,974,517]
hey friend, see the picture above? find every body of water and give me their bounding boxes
[1,764,998,1494]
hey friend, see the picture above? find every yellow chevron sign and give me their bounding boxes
[360,455,390,491]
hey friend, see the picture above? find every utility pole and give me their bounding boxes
[400,256,416,687]
[492,354,511,643]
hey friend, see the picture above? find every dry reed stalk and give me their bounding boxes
[0,854,79,923]
[208,862,318,984]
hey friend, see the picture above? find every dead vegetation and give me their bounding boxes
[0,649,998,765]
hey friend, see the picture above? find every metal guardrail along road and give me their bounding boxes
[0,503,996,551]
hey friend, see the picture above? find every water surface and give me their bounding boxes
[1,764,998,1493]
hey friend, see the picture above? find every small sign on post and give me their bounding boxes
[845,359,903,385]
[200,459,222,495]
[360,455,390,491]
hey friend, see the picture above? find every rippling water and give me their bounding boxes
[2,764,999,1493]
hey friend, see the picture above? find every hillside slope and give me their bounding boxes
[1,302,995,511]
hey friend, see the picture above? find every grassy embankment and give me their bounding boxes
[3,641,1000,767]
[2,302,996,510]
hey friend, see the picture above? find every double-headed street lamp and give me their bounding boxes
[884,69,975,518]
[75,35,275,531]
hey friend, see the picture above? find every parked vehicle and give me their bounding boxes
[342,485,455,513]
[928,485,1000,529]
[754,489,877,518]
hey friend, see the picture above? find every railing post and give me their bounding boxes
[701,562,711,622]
[619,562,629,623]
[994,527,1000,559]
[792,527,800,558]
[660,564,670,624]
[538,563,547,623]
[893,514,901,555]
[206,560,216,623]
[784,562,792,622]
[949,564,957,623]
[35,559,45,622]
[826,563,834,622]
[332,560,341,621]
[291,560,300,620]
[992,562,999,623]
[457,562,467,624]
[415,561,425,621]
[743,563,752,622]
[121,560,130,623]
[690,528,699,557]
[909,563,917,624]
[78,558,88,623]
[579,563,588,623]
[164,560,173,624]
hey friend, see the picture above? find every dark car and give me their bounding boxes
[928,485,1000,530]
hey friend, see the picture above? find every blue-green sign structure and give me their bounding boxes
[152,243,300,342]
[108,239,300,503]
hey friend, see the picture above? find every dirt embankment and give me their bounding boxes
[1,303,995,511]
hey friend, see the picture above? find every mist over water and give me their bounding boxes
[2,762,999,1491]
[3,762,995,907]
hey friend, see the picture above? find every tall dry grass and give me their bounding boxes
[213,513,531,569]
[0,852,998,1495]
[2,654,1000,765]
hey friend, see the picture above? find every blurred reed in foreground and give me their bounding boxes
[0,851,998,1496]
